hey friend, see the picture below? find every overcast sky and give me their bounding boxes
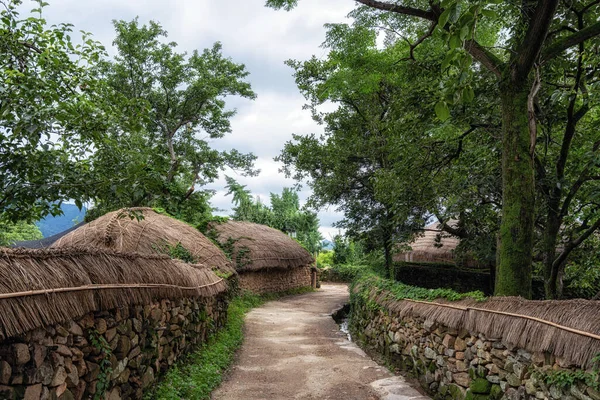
[34,0,356,240]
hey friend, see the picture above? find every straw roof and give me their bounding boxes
[394,221,459,264]
[51,208,235,276]
[206,220,314,272]
[363,284,600,368]
[0,247,227,340]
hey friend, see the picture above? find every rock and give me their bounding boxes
[141,367,154,389]
[454,372,471,387]
[456,360,468,372]
[50,366,67,387]
[24,384,43,400]
[65,364,78,387]
[58,389,74,400]
[105,328,117,343]
[443,334,456,348]
[486,375,500,384]
[525,379,537,395]
[570,385,593,400]
[425,347,437,359]
[132,318,143,334]
[455,337,467,351]
[53,345,73,357]
[587,388,600,400]
[115,336,131,358]
[78,314,94,329]
[14,343,31,365]
[84,362,100,382]
[56,326,70,337]
[0,386,14,398]
[35,362,55,385]
[0,361,11,385]
[96,319,107,334]
[111,358,128,380]
[107,387,121,400]
[116,368,130,385]
[506,373,521,387]
[33,344,47,368]
[456,351,465,360]
[424,319,437,332]
[68,322,83,336]
[549,385,563,399]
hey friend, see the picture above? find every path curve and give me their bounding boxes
[212,283,430,400]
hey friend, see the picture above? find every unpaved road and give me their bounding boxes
[212,283,430,400]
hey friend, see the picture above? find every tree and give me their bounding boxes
[224,177,324,253]
[0,221,43,246]
[1,0,110,222]
[89,19,258,220]
[267,0,600,298]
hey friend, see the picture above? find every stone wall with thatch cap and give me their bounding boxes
[206,220,315,293]
[350,283,600,400]
[51,207,236,277]
[0,248,228,399]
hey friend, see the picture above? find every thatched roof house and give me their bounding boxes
[0,247,227,340]
[206,220,315,293]
[51,208,235,276]
[394,221,460,264]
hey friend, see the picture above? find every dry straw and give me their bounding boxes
[207,220,314,272]
[362,285,600,368]
[0,247,227,340]
[51,207,235,276]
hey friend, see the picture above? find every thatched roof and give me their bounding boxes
[12,222,85,249]
[0,247,227,340]
[206,220,314,272]
[51,208,235,276]
[394,221,459,264]
[363,284,600,368]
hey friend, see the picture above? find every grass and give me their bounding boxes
[146,286,314,400]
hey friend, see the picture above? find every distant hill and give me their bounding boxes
[321,240,333,250]
[36,204,87,238]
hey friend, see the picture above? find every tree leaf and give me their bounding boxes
[435,101,451,121]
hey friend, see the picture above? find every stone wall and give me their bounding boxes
[0,295,227,400]
[239,266,312,294]
[351,297,600,400]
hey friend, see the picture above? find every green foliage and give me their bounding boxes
[90,19,258,219]
[88,329,113,399]
[147,288,313,399]
[160,242,197,264]
[1,0,110,222]
[225,177,323,254]
[351,268,486,303]
[316,250,334,268]
[0,221,43,245]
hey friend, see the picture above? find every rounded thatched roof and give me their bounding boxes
[394,221,459,264]
[51,208,235,276]
[0,247,227,340]
[206,220,314,272]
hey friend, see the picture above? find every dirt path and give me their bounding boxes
[212,283,430,400]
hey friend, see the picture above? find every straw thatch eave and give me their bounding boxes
[206,220,314,272]
[0,247,227,340]
[51,207,235,277]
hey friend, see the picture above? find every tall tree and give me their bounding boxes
[1,0,110,222]
[90,19,258,220]
[267,0,600,298]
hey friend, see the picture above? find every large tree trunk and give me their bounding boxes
[495,84,535,298]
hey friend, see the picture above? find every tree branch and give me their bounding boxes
[355,0,437,21]
[464,40,504,78]
[553,216,600,269]
[543,20,600,61]
[515,0,560,79]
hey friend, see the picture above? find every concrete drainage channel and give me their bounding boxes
[331,304,432,400]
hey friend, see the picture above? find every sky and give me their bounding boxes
[33,0,356,240]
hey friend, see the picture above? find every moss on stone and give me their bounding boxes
[469,378,491,394]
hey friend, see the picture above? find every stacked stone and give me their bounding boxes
[351,301,600,400]
[0,296,227,400]
[239,267,312,294]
